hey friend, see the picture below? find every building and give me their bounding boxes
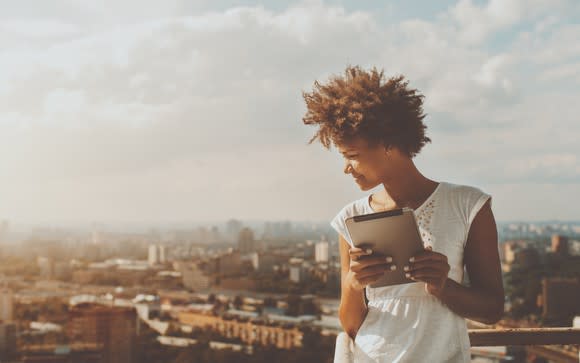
[53,261,72,280]
[67,303,137,363]
[289,264,301,283]
[263,221,292,239]
[148,244,158,265]
[250,252,286,273]
[502,241,516,263]
[178,310,303,349]
[37,256,54,277]
[238,227,257,254]
[513,247,540,268]
[19,343,103,363]
[215,250,242,276]
[147,245,166,264]
[226,219,243,243]
[148,244,167,266]
[315,240,329,263]
[181,263,211,291]
[158,245,166,263]
[540,278,580,322]
[0,322,16,358]
[0,287,13,322]
[551,234,569,256]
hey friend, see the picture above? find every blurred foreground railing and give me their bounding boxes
[469,328,580,362]
[469,328,580,346]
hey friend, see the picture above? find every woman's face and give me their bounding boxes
[336,137,392,191]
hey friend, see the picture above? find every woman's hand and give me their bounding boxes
[405,246,450,298]
[347,247,396,291]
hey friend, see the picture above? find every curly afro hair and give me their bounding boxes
[302,66,431,158]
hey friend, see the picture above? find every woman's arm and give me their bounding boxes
[338,236,395,338]
[439,200,505,324]
[338,235,367,339]
[407,200,504,324]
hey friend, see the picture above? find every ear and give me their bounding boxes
[384,145,392,156]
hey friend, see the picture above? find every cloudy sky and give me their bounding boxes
[1,0,579,225]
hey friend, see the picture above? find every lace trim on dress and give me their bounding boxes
[416,197,435,247]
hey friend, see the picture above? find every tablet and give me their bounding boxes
[345,207,425,288]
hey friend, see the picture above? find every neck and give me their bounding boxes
[378,159,435,208]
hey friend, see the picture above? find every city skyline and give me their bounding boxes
[1,0,580,224]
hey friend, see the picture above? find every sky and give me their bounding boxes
[0,0,579,225]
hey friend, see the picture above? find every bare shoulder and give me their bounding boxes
[467,199,495,236]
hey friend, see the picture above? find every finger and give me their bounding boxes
[411,275,444,285]
[349,248,373,260]
[407,268,445,280]
[349,247,373,255]
[409,251,447,263]
[351,256,394,270]
[355,264,396,277]
[405,260,449,272]
[405,268,449,279]
[351,260,395,274]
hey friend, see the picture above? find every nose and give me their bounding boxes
[343,161,353,174]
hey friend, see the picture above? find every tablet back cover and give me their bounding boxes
[345,208,425,287]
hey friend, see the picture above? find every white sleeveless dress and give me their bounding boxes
[331,182,491,363]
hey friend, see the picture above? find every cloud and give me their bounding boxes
[449,0,572,44]
[0,0,579,223]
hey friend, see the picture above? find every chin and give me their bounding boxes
[354,179,374,191]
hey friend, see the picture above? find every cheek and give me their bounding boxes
[360,162,385,181]
[356,160,374,174]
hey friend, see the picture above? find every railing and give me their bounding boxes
[469,328,580,362]
[469,328,580,346]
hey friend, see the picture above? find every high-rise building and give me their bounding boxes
[0,288,13,322]
[263,221,293,238]
[148,245,158,265]
[315,241,329,263]
[289,265,301,283]
[551,234,569,256]
[238,227,257,254]
[158,245,166,263]
[226,219,243,243]
[68,303,137,363]
[148,245,167,266]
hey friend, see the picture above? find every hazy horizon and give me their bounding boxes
[1,0,580,224]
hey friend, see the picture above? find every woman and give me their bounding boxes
[302,66,504,362]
